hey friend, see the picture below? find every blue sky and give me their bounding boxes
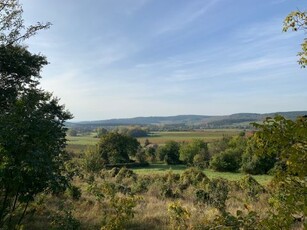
[20,0,307,121]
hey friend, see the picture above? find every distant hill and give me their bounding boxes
[66,111,307,129]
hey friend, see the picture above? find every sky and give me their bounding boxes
[20,0,307,121]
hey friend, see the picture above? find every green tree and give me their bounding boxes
[158,141,180,165]
[96,127,108,138]
[209,135,246,172]
[251,116,307,228]
[179,139,209,166]
[283,10,307,67]
[145,144,157,162]
[210,148,242,172]
[0,1,72,227]
[98,132,140,164]
[126,128,148,138]
[241,136,277,174]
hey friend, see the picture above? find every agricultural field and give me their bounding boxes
[66,129,242,154]
[138,129,242,145]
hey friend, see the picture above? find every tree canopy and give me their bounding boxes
[0,0,72,227]
[98,132,140,164]
[283,10,307,68]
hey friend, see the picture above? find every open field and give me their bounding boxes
[66,130,272,184]
[133,164,272,185]
[66,129,243,154]
[138,129,241,145]
[66,135,98,154]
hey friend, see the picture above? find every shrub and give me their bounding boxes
[239,175,265,201]
[179,139,209,166]
[241,137,277,175]
[115,167,137,183]
[50,207,81,230]
[101,195,139,230]
[207,178,229,212]
[168,202,190,230]
[180,167,210,190]
[158,141,181,165]
[210,148,242,172]
[83,147,105,173]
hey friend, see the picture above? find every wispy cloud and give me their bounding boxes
[20,0,307,120]
[154,0,219,35]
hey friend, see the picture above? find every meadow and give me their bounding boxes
[66,129,272,185]
[66,129,242,153]
[133,164,272,185]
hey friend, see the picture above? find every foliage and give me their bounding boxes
[96,127,108,138]
[101,195,139,230]
[115,167,137,183]
[135,148,147,163]
[158,141,181,165]
[199,210,261,230]
[283,10,307,67]
[209,134,247,172]
[251,115,307,229]
[145,145,157,162]
[179,139,209,166]
[241,137,277,174]
[207,178,229,212]
[208,136,231,156]
[83,146,105,173]
[239,175,265,201]
[210,148,242,172]
[252,115,307,178]
[179,167,209,190]
[96,181,139,230]
[126,128,149,138]
[0,40,72,229]
[0,2,73,227]
[98,132,140,164]
[0,0,51,46]
[168,201,190,230]
[50,207,81,230]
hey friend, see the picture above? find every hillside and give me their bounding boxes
[66,111,307,129]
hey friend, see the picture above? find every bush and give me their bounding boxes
[207,178,229,212]
[241,137,277,175]
[210,148,242,172]
[168,202,190,230]
[83,147,105,173]
[179,139,209,166]
[115,167,137,183]
[239,175,265,201]
[180,167,210,190]
[101,195,139,230]
[158,141,181,165]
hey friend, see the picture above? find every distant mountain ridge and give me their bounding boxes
[67,111,307,128]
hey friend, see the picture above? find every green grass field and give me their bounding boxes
[133,163,272,185]
[66,129,242,153]
[65,129,273,184]
[138,129,240,144]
